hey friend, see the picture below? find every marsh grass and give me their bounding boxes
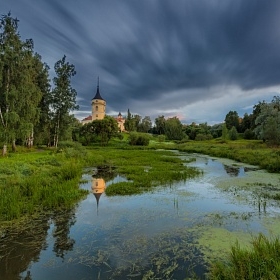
[86,147,200,196]
[169,140,280,173]
[209,234,280,280]
[0,150,88,222]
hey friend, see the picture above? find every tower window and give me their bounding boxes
[96,106,98,110]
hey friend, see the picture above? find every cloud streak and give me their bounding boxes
[2,0,280,124]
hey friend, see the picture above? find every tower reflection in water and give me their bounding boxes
[91,177,106,214]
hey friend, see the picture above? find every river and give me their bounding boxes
[1,152,280,280]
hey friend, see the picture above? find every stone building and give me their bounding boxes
[81,79,125,131]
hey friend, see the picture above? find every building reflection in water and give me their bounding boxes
[92,177,106,213]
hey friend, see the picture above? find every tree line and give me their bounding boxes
[121,96,280,146]
[0,13,78,155]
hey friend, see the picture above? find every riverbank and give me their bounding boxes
[150,139,280,173]
[1,138,280,223]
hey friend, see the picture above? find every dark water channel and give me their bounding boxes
[1,153,280,280]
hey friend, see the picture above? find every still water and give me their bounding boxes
[1,153,280,280]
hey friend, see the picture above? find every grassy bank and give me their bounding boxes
[150,139,280,173]
[0,143,200,222]
[0,147,89,222]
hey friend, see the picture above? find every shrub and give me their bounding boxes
[157,134,166,142]
[57,141,87,159]
[128,132,150,146]
[229,126,238,140]
[195,134,213,141]
[244,129,255,140]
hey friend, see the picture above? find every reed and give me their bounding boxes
[209,234,280,280]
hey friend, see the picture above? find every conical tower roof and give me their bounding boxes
[92,77,105,100]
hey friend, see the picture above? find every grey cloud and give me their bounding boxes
[2,0,280,123]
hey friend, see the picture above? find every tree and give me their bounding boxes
[254,96,280,145]
[210,123,223,138]
[33,56,51,146]
[224,110,240,131]
[133,114,142,131]
[124,109,136,132]
[164,117,185,140]
[138,116,152,133]
[221,123,228,142]
[50,55,78,147]
[229,126,238,140]
[154,115,166,135]
[80,116,118,146]
[0,13,44,153]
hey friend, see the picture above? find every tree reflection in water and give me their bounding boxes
[52,208,76,258]
[0,215,49,279]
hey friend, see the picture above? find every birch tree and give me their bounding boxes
[51,55,78,147]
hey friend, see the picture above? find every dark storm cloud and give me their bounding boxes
[2,0,280,122]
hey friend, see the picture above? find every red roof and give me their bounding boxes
[82,115,92,121]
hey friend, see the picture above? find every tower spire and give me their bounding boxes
[92,76,104,100]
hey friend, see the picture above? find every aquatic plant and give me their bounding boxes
[209,234,280,280]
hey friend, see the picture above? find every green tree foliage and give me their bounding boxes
[221,123,228,142]
[128,132,150,146]
[79,116,118,146]
[154,115,166,135]
[210,123,223,138]
[225,110,240,131]
[254,97,280,145]
[229,126,238,140]
[124,109,136,132]
[33,56,51,146]
[50,55,78,147]
[138,116,152,133]
[0,13,47,153]
[165,117,185,140]
[184,122,212,140]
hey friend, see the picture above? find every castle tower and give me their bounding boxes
[91,77,106,120]
[92,177,106,213]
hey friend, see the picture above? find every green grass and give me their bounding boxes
[157,139,280,173]
[2,137,280,223]
[85,147,200,196]
[209,234,280,280]
[0,149,88,222]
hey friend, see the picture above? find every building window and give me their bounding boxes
[96,106,98,110]
[96,115,98,118]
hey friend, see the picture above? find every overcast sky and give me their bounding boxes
[2,0,280,124]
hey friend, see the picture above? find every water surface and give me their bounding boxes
[1,153,280,280]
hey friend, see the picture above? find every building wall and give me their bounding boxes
[92,99,106,120]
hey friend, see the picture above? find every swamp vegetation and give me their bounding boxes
[1,139,280,279]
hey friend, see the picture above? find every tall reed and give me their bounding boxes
[209,234,280,280]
